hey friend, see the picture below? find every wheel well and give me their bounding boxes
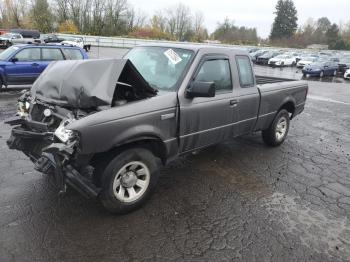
[279,101,295,118]
[91,138,167,169]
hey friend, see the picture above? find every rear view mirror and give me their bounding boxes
[186,81,216,98]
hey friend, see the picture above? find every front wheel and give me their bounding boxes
[262,109,290,147]
[100,148,160,214]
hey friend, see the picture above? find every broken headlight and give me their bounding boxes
[54,119,76,143]
[17,101,30,118]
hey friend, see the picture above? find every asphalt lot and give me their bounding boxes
[0,46,350,262]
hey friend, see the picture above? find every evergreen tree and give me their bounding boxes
[270,0,298,40]
[31,0,53,33]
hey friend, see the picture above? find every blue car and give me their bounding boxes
[302,61,338,78]
[0,44,88,87]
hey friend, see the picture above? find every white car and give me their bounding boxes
[345,69,350,80]
[59,37,84,49]
[297,57,318,69]
[268,55,296,67]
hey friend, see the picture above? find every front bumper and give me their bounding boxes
[6,118,100,198]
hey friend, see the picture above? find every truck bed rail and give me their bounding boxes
[256,75,296,85]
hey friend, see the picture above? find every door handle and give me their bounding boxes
[229,99,239,107]
[31,63,39,66]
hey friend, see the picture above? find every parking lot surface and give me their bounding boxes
[0,47,350,262]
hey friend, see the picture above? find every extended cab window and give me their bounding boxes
[236,56,255,87]
[62,48,83,60]
[14,48,40,61]
[195,59,232,93]
[42,48,64,60]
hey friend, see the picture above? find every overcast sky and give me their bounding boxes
[128,0,350,38]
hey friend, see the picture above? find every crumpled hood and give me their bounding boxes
[30,59,157,109]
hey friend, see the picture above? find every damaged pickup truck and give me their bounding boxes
[6,44,308,213]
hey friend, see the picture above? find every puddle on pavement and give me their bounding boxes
[264,193,350,258]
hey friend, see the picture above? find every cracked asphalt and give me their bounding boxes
[0,47,350,262]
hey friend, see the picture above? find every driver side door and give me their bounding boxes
[178,55,237,153]
[5,47,42,85]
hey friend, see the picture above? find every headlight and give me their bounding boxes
[54,120,75,143]
[17,101,30,118]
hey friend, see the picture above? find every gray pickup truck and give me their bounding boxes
[6,44,308,213]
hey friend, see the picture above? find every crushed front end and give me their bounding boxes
[6,92,100,198]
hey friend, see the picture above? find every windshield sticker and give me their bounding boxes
[164,49,182,65]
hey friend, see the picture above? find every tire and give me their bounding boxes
[262,109,290,147]
[333,70,337,76]
[6,41,11,48]
[320,71,324,78]
[100,148,160,214]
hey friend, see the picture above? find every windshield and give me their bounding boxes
[275,55,289,59]
[124,46,194,91]
[0,46,19,60]
[302,57,316,61]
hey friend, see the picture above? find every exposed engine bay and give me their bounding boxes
[6,59,157,197]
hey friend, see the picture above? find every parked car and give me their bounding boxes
[302,61,338,77]
[60,36,91,52]
[297,57,318,69]
[0,33,40,48]
[250,49,268,63]
[344,69,350,80]
[256,51,280,65]
[6,44,308,213]
[268,54,296,67]
[42,34,64,43]
[0,44,88,87]
[10,29,40,39]
[337,57,350,74]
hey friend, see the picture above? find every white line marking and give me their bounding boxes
[308,95,350,106]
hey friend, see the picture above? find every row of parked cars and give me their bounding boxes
[0,29,91,51]
[248,48,350,80]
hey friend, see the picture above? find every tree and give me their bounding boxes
[270,0,298,40]
[58,19,78,33]
[212,18,258,44]
[31,0,53,32]
[150,11,167,32]
[313,17,331,43]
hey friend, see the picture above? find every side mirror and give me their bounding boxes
[186,81,216,98]
[10,57,18,63]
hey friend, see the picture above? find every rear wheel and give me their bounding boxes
[99,148,160,214]
[262,109,290,147]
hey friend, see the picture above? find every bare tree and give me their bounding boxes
[150,10,166,32]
